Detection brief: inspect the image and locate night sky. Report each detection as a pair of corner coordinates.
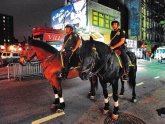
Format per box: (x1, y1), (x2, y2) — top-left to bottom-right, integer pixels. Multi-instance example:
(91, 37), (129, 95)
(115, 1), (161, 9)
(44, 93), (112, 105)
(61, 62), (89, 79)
(0, 0), (65, 41)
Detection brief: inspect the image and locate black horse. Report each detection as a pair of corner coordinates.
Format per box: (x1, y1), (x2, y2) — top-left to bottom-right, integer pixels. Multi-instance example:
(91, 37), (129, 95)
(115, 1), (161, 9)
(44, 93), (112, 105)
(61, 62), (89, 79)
(79, 38), (137, 119)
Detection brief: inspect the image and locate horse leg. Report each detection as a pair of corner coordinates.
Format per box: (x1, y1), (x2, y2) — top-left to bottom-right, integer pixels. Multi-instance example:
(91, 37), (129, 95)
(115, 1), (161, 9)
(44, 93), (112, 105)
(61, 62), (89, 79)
(88, 75), (98, 100)
(49, 76), (65, 112)
(119, 78), (124, 98)
(131, 81), (137, 103)
(112, 80), (119, 119)
(100, 79), (109, 115)
(129, 69), (137, 103)
(50, 86), (60, 109)
(56, 88), (65, 112)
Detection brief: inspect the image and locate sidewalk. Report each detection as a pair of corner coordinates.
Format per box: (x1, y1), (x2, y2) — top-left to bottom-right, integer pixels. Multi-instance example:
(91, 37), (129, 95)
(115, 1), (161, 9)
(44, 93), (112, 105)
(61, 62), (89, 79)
(137, 58), (162, 65)
(126, 83), (165, 124)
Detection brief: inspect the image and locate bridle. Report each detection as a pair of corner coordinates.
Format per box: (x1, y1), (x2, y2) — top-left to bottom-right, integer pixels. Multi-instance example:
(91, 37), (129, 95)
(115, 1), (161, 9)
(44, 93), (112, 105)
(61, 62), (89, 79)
(88, 55), (111, 78)
(81, 46), (111, 78)
(23, 44), (55, 64)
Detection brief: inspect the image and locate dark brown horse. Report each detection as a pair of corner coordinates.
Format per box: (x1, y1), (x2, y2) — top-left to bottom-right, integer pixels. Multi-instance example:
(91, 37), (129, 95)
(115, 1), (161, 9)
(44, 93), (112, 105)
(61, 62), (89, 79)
(20, 39), (96, 112)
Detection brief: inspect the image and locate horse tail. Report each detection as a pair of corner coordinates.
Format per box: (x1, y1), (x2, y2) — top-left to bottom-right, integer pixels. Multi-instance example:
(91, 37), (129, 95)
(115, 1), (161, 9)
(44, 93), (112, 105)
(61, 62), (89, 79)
(128, 62), (137, 89)
(89, 36), (94, 42)
(124, 51), (137, 89)
(127, 51), (137, 66)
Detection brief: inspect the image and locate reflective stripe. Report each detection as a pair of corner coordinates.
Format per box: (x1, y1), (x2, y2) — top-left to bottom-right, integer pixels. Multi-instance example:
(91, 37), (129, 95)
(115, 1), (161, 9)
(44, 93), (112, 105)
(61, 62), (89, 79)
(104, 98), (109, 103)
(114, 101), (119, 107)
(55, 94), (59, 99)
(60, 97), (64, 103)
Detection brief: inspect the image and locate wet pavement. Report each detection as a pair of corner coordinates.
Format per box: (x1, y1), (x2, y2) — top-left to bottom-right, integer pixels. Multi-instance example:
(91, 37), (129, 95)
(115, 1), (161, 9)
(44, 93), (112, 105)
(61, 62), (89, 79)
(0, 59), (165, 124)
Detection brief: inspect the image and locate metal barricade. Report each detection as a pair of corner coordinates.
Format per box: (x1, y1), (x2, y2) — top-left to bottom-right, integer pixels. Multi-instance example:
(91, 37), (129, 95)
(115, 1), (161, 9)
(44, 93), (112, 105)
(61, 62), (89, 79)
(8, 62), (43, 80)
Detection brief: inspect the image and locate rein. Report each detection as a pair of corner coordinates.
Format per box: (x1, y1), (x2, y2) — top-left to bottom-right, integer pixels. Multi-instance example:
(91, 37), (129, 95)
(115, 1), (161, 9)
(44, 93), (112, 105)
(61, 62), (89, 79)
(36, 54), (55, 63)
(24, 44), (57, 71)
(88, 54), (111, 78)
(24, 43), (56, 64)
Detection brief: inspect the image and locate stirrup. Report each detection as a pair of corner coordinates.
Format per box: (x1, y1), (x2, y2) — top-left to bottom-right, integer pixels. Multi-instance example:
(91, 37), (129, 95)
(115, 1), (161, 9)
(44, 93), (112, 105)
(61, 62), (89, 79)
(122, 74), (128, 81)
(58, 72), (66, 80)
(58, 73), (63, 78)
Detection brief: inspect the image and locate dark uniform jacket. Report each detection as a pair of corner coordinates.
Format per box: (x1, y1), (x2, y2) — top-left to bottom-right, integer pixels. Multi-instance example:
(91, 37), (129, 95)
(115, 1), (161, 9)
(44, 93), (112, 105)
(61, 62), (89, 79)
(64, 32), (80, 51)
(110, 29), (125, 49)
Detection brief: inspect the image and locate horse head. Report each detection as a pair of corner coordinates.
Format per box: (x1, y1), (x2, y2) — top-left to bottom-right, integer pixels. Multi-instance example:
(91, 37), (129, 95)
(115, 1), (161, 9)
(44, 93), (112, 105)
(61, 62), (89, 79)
(79, 41), (100, 80)
(20, 39), (59, 66)
(19, 39), (37, 65)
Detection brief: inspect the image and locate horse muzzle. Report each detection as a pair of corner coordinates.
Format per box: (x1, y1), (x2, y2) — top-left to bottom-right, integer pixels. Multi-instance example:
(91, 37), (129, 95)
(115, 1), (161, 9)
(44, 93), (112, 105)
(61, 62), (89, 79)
(79, 69), (93, 80)
(79, 72), (88, 80)
(19, 57), (28, 65)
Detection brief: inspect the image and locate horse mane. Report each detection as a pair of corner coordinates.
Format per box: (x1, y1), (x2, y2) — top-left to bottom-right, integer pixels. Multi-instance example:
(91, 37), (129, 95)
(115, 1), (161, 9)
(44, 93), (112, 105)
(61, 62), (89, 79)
(81, 39), (111, 59)
(29, 40), (59, 54)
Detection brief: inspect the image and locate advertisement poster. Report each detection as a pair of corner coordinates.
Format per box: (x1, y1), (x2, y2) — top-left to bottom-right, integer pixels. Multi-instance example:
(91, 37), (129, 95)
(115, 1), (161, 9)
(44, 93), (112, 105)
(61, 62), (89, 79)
(51, 0), (87, 30)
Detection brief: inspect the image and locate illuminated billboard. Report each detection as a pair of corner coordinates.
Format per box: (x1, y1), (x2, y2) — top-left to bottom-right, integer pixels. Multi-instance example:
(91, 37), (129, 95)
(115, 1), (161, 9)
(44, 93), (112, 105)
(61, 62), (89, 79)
(70, 0), (81, 3)
(51, 0), (87, 30)
(88, 1), (120, 44)
(125, 0), (140, 36)
(51, 0), (120, 45)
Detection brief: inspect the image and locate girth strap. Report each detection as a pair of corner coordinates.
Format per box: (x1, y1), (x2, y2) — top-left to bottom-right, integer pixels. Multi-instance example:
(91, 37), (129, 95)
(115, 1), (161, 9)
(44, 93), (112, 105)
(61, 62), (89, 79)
(114, 52), (123, 68)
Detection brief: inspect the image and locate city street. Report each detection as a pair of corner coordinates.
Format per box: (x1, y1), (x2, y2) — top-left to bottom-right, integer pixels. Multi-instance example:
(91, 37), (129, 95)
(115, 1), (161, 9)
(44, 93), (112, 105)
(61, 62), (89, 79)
(1, 0), (165, 123)
(0, 59), (165, 124)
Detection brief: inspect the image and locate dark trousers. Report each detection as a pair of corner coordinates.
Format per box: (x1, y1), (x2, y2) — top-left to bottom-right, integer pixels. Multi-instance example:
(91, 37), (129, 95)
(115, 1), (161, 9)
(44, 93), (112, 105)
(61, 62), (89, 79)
(62, 50), (73, 76)
(119, 48), (129, 75)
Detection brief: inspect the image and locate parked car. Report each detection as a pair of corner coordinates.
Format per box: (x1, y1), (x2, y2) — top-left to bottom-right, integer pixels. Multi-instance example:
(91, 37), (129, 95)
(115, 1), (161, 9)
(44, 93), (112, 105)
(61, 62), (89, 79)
(154, 46), (165, 60)
(128, 48), (143, 59)
(1, 51), (20, 63)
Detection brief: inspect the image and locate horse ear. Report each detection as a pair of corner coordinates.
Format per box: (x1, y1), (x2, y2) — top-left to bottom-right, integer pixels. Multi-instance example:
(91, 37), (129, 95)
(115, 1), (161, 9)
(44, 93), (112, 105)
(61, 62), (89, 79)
(81, 37), (85, 44)
(92, 44), (100, 59)
(28, 36), (33, 44)
(89, 36), (94, 42)
(92, 44), (96, 52)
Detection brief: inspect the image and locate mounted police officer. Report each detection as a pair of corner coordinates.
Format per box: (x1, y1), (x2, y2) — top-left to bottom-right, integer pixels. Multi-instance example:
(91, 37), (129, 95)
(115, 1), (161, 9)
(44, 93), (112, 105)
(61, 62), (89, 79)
(109, 20), (129, 81)
(60, 24), (81, 80)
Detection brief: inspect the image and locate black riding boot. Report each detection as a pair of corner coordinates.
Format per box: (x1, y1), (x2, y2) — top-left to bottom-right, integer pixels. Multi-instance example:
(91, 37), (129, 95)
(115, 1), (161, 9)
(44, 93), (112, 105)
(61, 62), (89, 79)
(62, 67), (69, 80)
(59, 68), (67, 80)
(119, 49), (129, 81)
(60, 51), (71, 80)
(122, 65), (129, 81)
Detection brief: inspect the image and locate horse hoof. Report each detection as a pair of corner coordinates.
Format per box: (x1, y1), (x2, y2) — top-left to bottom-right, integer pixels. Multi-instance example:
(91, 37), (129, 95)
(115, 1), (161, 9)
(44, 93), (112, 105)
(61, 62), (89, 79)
(101, 109), (109, 115)
(132, 99), (137, 103)
(90, 96), (95, 100)
(88, 92), (95, 100)
(112, 113), (119, 120)
(50, 104), (57, 110)
(118, 94), (124, 98)
(56, 109), (64, 113)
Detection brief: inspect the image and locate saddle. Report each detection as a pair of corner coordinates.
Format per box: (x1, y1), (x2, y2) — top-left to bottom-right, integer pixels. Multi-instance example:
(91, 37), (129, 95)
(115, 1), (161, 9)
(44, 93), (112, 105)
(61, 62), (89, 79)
(69, 52), (81, 70)
(115, 49), (134, 68)
(60, 51), (81, 70)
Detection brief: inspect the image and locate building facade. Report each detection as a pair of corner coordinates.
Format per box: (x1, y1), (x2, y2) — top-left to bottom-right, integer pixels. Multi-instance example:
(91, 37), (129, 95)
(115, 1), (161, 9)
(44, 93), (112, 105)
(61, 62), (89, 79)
(52, 0), (120, 45)
(0, 13), (14, 45)
(97, 0), (165, 46)
(140, 0), (165, 45)
(64, 0), (165, 46)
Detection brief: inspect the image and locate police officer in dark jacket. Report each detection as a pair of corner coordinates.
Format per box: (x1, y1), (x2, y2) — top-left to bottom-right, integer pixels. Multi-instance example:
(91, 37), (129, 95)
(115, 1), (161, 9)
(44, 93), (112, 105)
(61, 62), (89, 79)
(60, 24), (81, 79)
(110, 20), (129, 81)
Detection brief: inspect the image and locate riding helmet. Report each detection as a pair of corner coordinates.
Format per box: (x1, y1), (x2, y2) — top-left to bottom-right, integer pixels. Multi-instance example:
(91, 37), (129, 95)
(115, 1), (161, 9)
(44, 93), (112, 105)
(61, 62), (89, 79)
(111, 20), (120, 26)
(65, 24), (73, 30)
